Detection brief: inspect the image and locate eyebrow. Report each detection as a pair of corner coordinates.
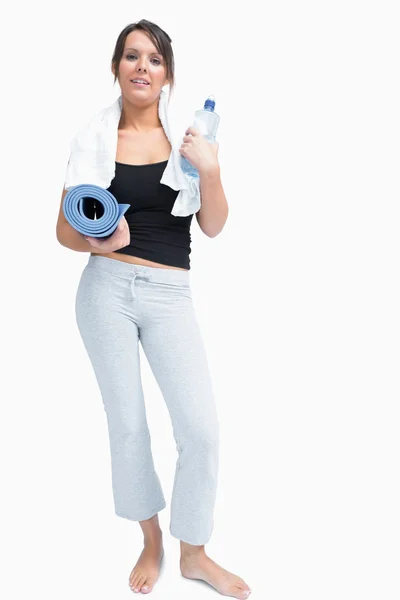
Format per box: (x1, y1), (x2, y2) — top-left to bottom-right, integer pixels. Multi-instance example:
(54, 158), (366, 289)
(124, 47), (161, 56)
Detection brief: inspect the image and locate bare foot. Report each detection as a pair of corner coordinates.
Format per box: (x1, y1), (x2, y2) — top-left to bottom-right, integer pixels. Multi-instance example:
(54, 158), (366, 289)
(180, 551), (251, 599)
(129, 533), (164, 594)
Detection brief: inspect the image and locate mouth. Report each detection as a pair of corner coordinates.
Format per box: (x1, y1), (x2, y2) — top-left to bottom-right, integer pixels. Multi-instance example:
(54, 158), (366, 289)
(130, 79), (150, 86)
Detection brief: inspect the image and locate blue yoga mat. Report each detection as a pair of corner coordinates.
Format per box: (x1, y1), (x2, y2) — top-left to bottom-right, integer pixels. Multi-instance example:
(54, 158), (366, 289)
(63, 184), (130, 238)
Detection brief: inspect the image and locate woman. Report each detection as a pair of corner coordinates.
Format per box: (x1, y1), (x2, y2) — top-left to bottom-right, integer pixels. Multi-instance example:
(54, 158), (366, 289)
(56, 19), (251, 599)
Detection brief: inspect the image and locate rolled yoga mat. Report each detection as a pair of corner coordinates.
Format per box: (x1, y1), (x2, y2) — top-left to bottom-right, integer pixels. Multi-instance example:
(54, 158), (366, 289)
(63, 184), (130, 238)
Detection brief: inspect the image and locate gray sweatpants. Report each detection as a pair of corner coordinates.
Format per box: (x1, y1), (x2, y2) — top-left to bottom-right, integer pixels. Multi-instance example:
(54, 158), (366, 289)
(75, 254), (219, 545)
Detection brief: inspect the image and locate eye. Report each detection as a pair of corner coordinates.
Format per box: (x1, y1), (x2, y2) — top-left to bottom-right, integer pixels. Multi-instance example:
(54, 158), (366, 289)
(126, 55), (161, 65)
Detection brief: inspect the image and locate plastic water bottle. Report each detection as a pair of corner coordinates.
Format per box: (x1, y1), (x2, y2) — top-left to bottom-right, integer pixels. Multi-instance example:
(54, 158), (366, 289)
(181, 94), (220, 178)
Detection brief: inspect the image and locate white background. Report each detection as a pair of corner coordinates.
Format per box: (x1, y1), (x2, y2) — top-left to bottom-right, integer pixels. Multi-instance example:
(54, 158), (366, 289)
(1, 1), (399, 599)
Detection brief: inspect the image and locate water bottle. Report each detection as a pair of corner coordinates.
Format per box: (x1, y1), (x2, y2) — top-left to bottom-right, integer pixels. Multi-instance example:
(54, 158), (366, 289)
(181, 94), (220, 178)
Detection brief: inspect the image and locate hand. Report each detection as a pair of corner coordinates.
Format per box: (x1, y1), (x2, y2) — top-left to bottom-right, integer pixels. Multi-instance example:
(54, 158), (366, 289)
(179, 126), (220, 175)
(84, 216), (130, 252)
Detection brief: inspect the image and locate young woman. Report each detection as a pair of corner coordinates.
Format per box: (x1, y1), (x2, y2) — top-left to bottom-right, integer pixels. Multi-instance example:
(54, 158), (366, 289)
(56, 19), (251, 599)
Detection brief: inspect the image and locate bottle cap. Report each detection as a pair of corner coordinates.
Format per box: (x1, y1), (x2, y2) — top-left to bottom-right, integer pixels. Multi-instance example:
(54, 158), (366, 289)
(204, 95), (216, 110)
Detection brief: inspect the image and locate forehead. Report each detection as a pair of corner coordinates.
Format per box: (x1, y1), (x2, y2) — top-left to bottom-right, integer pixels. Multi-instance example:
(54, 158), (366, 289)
(124, 30), (159, 54)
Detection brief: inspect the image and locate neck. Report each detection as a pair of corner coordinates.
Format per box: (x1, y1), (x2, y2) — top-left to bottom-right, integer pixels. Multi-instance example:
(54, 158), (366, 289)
(119, 94), (162, 133)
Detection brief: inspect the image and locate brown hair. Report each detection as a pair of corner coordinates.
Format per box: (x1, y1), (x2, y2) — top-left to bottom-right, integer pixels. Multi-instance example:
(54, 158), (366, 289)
(111, 19), (175, 95)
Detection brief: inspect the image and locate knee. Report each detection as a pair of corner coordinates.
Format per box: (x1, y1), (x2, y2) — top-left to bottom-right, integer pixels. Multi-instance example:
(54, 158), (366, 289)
(182, 421), (219, 453)
(106, 412), (149, 440)
(180, 424), (219, 487)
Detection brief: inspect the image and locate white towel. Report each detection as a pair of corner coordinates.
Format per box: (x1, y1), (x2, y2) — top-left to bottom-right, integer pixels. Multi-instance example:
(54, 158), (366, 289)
(64, 86), (201, 217)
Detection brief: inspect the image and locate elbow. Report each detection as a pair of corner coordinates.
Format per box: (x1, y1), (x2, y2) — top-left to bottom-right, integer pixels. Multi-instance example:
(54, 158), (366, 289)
(206, 229), (221, 238)
(56, 223), (69, 248)
(198, 208), (229, 238)
(56, 225), (64, 246)
(201, 224), (224, 238)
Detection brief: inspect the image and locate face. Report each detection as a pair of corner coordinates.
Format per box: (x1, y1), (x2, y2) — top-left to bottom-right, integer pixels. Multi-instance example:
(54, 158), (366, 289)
(114, 30), (168, 102)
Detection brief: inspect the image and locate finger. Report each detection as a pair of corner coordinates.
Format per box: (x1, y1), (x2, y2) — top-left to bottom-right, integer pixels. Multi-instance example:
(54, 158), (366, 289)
(86, 239), (101, 248)
(185, 126), (198, 136)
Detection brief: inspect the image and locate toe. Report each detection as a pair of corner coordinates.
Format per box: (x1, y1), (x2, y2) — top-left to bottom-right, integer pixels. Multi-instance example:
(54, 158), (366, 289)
(141, 583), (150, 593)
(141, 581), (153, 594)
(130, 570), (138, 584)
(143, 573), (158, 594)
(131, 574), (141, 592)
(236, 584), (251, 599)
(136, 575), (146, 592)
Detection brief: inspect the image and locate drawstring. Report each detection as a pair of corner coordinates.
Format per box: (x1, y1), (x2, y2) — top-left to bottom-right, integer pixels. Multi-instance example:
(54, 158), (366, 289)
(130, 270), (149, 299)
(130, 272), (138, 298)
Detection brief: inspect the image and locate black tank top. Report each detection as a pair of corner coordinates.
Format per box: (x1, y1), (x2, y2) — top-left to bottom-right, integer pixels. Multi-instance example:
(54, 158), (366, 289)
(105, 160), (193, 269)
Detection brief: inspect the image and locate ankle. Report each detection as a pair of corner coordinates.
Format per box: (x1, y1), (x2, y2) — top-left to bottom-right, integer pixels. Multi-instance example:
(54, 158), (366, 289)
(143, 527), (163, 546)
(180, 542), (206, 560)
(139, 514), (163, 545)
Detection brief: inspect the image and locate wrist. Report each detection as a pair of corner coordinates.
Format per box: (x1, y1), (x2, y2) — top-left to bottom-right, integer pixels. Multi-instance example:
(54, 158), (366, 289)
(198, 163), (220, 179)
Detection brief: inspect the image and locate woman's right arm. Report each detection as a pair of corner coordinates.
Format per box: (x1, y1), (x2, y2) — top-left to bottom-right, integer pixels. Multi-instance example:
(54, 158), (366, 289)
(56, 187), (131, 253)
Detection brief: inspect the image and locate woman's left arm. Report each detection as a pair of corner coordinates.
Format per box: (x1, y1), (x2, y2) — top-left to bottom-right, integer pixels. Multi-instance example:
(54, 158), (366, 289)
(180, 126), (229, 238)
(196, 165), (229, 238)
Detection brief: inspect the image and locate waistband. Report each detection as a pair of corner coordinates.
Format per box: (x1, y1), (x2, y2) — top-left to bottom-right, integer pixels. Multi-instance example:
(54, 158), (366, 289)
(86, 254), (190, 285)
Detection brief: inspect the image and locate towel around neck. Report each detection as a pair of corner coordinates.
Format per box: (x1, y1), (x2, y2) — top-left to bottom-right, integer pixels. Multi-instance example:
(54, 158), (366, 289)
(64, 86), (201, 217)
